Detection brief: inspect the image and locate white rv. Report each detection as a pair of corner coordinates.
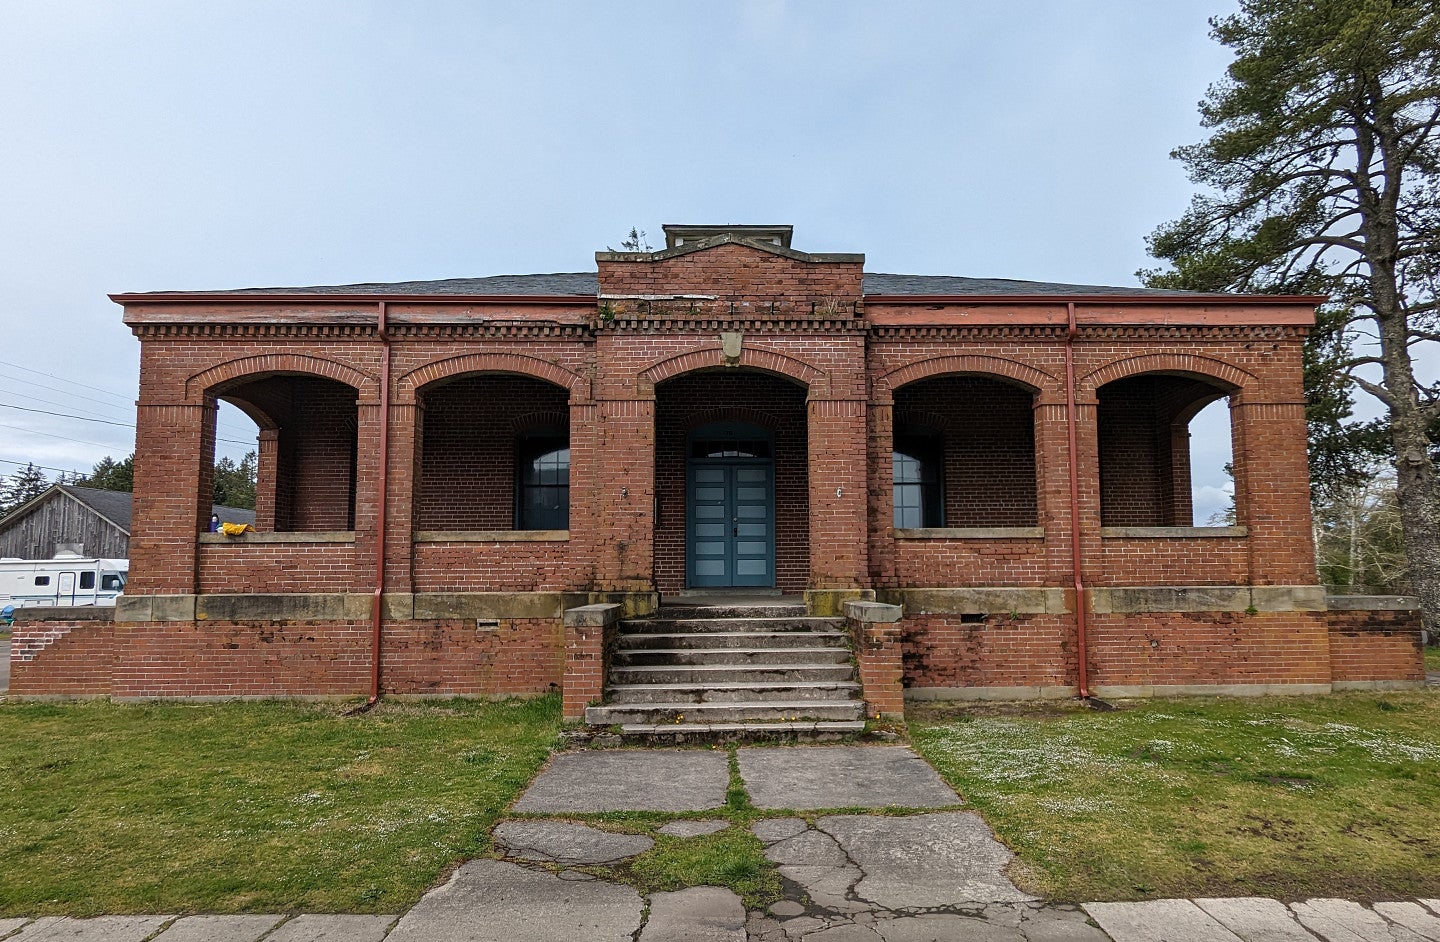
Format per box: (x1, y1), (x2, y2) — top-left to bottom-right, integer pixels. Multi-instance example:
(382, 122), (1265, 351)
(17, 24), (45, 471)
(0, 553), (128, 610)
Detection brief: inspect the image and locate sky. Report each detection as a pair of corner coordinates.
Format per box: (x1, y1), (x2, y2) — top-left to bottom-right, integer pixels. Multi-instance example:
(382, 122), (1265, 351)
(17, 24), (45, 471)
(0, 0), (1246, 520)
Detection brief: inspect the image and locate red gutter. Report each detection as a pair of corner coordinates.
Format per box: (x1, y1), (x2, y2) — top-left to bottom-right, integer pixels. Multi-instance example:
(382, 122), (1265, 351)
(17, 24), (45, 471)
(862, 293), (1328, 305)
(109, 293), (598, 306)
(367, 301), (392, 707)
(1064, 301), (1092, 699)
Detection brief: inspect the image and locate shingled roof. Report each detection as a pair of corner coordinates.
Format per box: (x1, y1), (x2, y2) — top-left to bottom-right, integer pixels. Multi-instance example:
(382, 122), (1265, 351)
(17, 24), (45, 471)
(0, 485), (256, 535)
(122, 271), (1228, 299)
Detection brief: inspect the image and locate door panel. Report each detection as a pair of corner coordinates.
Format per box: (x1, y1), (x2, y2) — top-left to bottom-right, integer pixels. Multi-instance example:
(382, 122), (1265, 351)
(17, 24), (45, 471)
(687, 462), (775, 588)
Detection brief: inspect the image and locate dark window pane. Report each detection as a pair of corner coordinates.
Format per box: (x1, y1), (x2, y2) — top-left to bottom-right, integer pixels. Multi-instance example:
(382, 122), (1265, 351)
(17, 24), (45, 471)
(893, 435), (945, 528)
(80, 571), (95, 589)
(692, 440), (770, 459)
(517, 438), (570, 529)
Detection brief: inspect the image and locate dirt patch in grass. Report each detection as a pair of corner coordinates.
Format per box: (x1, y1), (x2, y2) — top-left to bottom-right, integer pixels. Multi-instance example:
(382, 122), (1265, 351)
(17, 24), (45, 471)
(910, 690), (1440, 903)
(0, 696), (560, 916)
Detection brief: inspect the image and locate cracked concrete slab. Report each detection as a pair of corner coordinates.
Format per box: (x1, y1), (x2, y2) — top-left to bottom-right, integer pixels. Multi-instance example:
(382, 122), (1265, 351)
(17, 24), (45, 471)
(737, 746), (960, 810)
(8, 916), (175, 942)
(1084, 899), (1242, 941)
(0, 920), (30, 938)
(1018, 905), (1112, 942)
(1373, 902), (1440, 941)
(873, 913), (1025, 941)
(385, 859), (642, 942)
(752, 818), (811, 843)
(820, 813), (1034, 908)
(262, 915), (397, 942)
(1194, 897), (1325, 942)
(639, 886), (745, 941)
(657, 819), (729, 837)
(494, 819), (654, 864)
(1292, 898), (1426, 941)
(778, 864), (868, 914)
(764, 828), (850, 866)
(150, 915), (284, 941)
(512, 750), (729, 812)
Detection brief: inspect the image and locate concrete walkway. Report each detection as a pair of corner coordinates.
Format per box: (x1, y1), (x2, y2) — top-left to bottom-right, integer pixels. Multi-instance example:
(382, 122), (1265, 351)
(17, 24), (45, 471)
(1, 746), (1438, 941)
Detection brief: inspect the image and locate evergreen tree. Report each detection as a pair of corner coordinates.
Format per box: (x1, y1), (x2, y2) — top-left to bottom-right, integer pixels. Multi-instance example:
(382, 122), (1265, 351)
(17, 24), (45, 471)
(1142, 0), (1440, 632)
(80, 455), (135, 492)
(0, 463), (51, 517)
(212, 451), (258, 510)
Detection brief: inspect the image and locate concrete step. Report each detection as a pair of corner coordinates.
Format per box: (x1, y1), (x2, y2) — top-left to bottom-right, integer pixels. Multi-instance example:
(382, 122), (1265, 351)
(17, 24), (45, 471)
(617, 720), (866, 744)
(620, 616), (845, 634)
(586, 699), (867, 725)
(615, 630), (849, 650)
(613, 646), (853, 666)
(605, 680), (863, 704)
(611, 663), (855, 685)
(657, 602), (808, 619)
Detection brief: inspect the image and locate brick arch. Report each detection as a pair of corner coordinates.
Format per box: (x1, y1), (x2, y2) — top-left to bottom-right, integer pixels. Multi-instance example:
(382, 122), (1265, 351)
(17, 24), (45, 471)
(187, 354), (376, 401)
(678, 407), (790, 434)
(640, 347), (824, 393)
(1079, 354), (1253, 399)
(877, 355), (1053, 404)
(398, 352), (587, 403)
(509, 409), (570, 434)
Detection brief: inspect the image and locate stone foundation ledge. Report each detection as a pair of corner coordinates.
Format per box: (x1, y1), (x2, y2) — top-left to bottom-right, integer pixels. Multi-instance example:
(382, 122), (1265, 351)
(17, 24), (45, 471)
(116, 591), (659, 623)
(905, 682), (1358, 701)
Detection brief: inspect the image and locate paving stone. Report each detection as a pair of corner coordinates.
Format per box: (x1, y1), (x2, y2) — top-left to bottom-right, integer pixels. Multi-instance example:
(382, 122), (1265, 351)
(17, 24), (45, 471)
(820, 813), (1033, 908)
(513, 750), (729, 812)
(770, 901), (806, 918)
(1424, 903), (1440, 916)
(1018, 907), (1112, 942)
(874, 913), (1025, 941)
(1292, 898), (1425, 941)
(8, 916), (174, 942)
(263, 915), (397, 942)
(806, 923), (884, 941)
(1194, 897), (1324, 942)
(764, 828), (849, 866)
(0, 920), (30, 938)
(1373, 903), (1440, 941)
(386, 859), (642, 942)
(752, 818), (811, 843)
(639, 886), (745, 941)
(1084, 900), (1242, 942)
(778, 865), (868, 914)
(737, 747), (960, 810)
(151, 915), (284, 942)
(494, 819), (654, 864)
(657, 819), (729, 837)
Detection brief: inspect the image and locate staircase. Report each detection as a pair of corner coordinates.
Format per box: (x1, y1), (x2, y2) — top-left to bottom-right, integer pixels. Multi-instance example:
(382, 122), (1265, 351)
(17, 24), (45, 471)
(584, 599), (867, 743)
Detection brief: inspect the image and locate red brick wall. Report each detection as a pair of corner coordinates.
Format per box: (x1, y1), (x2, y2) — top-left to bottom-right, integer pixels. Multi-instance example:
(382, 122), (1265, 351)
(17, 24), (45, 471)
(416, 375), (570, 531)
(8, 616), (115, 696)
(382, 618), (563, 696)
(653, 371), (810, 595)
(1327, 609), (1425, 683)
(598, 242), (862, 309)
(198, 543), (363, 593)
(902, 614), (1075, 690)
(411, 541), (584, 592)
(893, 538), (1048, 587)
(894, 376), (1038, 527)
(1092, 536), (1249, 587)
(1087, 612), (1332, 687)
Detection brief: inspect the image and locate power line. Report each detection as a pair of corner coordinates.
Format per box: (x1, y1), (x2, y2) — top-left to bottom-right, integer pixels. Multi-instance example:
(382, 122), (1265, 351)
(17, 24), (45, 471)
(0, 359), (134, 402)
(0, 420), (130, 451)
(0, 456), (89, 477)
(0, 401), (256, 447)
(0, 376), (257, 439)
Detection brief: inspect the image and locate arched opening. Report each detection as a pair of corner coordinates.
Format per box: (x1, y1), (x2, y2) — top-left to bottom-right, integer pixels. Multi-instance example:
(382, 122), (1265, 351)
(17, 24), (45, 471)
(892, 375), (1039, 529)
(415, 374), (571, 531)
(1097, 373), (1235, 527)
(211, 374), (359, 532)
(654, 370), (808, 594)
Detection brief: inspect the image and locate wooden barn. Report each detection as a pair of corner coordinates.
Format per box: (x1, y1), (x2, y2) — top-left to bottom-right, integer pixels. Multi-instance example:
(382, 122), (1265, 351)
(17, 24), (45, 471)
(0, 485), (254, 561)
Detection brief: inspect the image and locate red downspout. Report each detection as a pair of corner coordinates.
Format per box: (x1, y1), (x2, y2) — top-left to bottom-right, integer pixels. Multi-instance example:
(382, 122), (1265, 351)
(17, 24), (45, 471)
(1064, 301), (1092, 699)
(367, 301), (392, 706)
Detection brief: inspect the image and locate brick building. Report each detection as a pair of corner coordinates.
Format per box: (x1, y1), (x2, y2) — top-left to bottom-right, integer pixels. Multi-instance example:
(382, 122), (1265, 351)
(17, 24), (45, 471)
(9, 224), (1424, 718)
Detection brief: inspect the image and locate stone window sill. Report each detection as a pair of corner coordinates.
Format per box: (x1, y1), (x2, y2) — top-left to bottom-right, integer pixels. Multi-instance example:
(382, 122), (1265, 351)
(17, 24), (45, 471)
(414, 530), (569, 543)
(199, 531), (356, 544)
(1100, 526), (1248, 539)
(894, 527), (1045, 540)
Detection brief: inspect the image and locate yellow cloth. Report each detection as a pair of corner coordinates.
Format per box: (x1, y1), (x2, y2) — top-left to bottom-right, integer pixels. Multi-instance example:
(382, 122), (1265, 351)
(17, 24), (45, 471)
(219, 522), (255, 536)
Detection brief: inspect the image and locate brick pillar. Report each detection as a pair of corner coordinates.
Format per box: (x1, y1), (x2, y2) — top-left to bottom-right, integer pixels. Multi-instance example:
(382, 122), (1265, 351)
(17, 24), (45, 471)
(129, 398), (216, 595)
(1167, 422), (1195, 526)
(562, 603), (621, 721)
(566, 401), (600, 587)
(1233, 399), (1317, 584)
(377, 400), (416, 594)
(867, 400), (896, 587)
(846, 600), (905, 719)
(594, 398), (655, 592)
(254, 428), (279, 531)
(808, 398), (868, 589)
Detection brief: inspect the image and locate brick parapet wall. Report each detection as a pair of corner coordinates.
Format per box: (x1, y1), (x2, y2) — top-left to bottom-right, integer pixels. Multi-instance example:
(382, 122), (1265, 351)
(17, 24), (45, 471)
(1326, 607), (1425, 684)
(8, 609), (115, 696)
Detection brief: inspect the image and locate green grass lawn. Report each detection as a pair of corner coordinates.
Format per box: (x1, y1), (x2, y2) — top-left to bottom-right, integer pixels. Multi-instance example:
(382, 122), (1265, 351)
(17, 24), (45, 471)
(0, 696), (560, 916)
(1425, 644), (1439, 672)
(910, 690), (1440, 903)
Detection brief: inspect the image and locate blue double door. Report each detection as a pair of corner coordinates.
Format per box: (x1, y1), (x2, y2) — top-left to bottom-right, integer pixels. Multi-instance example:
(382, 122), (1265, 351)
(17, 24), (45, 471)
(686, 460), (775, 588)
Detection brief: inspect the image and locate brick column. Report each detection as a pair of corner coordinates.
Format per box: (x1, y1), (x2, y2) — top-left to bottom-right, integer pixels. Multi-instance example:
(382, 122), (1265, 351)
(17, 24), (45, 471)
(565, 401), (600, 587)
(1233, 399), (1317, 584)
(128, 398), (216, 595)
(562, 603), (621, 721)
(380, 401), (419, 593)
(594, 398), (655, 592)
(808, 398), (868, 588)
(253, 429), (279, 531)
(867, 400), (897, 587)
(846, 600), (905, 719)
